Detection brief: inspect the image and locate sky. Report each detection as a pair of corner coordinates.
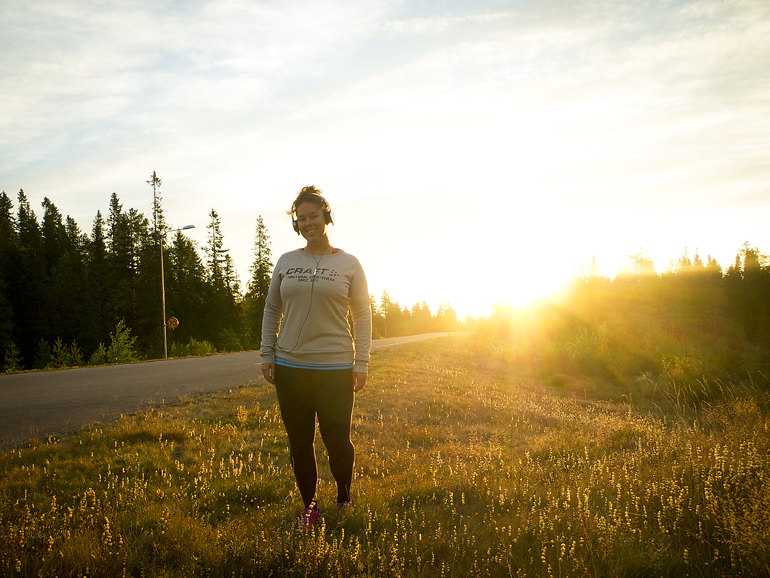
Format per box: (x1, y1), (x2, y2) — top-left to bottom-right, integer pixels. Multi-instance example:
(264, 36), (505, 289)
(1, 0), (769, 318)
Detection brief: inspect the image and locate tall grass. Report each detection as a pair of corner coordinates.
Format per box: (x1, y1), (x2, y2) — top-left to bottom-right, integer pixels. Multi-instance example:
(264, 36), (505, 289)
(1, 334), (769, 576)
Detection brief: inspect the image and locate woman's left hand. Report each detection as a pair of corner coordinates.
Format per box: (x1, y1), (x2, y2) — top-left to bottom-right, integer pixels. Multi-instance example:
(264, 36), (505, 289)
(353, 371), (367, 392)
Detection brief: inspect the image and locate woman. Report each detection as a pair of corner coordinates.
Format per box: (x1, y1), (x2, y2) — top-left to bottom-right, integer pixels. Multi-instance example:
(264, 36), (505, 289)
(261, 185), (372, 528)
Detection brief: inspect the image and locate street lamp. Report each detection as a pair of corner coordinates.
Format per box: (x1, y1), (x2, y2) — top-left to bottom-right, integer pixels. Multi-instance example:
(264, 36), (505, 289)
(161, 224), (195, 359)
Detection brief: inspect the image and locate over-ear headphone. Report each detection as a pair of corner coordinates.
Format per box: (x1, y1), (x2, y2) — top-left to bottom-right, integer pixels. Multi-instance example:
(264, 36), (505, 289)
(291, 189), (333, 235)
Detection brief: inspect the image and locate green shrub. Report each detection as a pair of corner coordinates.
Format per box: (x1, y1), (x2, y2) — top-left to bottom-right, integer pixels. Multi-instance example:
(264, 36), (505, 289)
(45, 339), (85, 369)
(69, 342), (84, 367)
(88, 343), (107, 366)
(48, 337), (71, 369)
(169, 337), (216, 358)
(2, 342), (23, 373)
(106, 319), (139, 364)
(33, 338), (51, 369)
(216, 329), (242, 353)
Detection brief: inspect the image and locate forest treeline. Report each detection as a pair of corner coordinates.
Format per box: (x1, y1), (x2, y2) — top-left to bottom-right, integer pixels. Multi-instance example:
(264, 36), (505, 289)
(478, 245), (770, 398)
(4, 179), (766, 379)
(0, 182), (461, 372)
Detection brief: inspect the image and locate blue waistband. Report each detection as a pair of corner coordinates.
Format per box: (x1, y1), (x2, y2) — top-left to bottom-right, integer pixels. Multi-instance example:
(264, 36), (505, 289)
(275, 357), (354, 370)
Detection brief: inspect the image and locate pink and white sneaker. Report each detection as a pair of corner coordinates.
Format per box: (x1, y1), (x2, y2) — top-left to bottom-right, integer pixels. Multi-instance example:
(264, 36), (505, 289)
(336, 499), (352, 517)
(302, 501), (321, 529)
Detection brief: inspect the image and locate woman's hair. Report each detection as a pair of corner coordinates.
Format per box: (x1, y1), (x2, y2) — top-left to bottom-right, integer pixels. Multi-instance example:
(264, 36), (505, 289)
(289, 185), (332, 222)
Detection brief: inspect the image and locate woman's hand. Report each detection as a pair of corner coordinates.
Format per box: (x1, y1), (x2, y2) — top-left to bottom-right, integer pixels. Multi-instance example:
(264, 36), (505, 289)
(262, 363), (275, 385)
(353, 371), (367, 392)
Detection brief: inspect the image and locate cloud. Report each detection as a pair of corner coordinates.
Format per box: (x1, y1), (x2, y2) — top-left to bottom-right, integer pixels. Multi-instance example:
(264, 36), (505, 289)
(0, 0), (392, 169)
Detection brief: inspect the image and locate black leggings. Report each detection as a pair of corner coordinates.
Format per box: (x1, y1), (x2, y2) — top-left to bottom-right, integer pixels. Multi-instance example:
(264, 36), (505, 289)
(274, 365), (355, 507)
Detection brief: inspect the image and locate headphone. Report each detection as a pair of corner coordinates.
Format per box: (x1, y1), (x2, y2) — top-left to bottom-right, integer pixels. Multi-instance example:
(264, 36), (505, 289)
(291, 190), (333, 235)
(281, 189), (333, 353)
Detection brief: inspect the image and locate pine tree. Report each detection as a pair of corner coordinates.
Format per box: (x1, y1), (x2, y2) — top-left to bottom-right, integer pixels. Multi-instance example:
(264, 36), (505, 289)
(371, 294), (384, 339)
(147, 171), (166, 242)
(0, 281), (14, 357)
(106, 193), (134, 327)
(125, 206), (154, 351)
(379, 291), (392, 338)
(0, 192), (17, 269)
(379, 291), (404, 337)
(17, 190), (42, 250)
(0, 192), (18, 354)
(55, 215), (93, 349)
(14, 190), (47, 365)
(40, 197), (69, 342)
(243, 216), (273, 349)
(740, 243), (764, 340)
(203, 209), (241, 349)
(41, 197), (68, 275)
(223, 253), (241, 296)
(87, 211), (110, 347)
(437, 301), (457, 332)
(106, 319), (139, 364)
(165, 230), (207, 346)
(410, 301), (432, 334)
(3, 340), (23, 373)
(106, 194), (149, 338)
(135, 174), (167, 357)
(205, 209), (226, 289)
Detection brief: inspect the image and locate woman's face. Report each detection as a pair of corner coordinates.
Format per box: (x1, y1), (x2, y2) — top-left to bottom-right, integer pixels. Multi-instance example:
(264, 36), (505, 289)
(295, 201), (329, 242)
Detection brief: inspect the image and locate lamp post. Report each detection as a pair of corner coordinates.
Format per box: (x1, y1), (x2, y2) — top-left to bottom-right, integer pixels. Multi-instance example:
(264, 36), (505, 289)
(161, 225), (195, 359)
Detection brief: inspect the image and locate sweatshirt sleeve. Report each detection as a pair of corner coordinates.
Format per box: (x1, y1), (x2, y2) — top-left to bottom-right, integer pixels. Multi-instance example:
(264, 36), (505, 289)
(260, 256), (284, 365)
(349, 258), (372, 373)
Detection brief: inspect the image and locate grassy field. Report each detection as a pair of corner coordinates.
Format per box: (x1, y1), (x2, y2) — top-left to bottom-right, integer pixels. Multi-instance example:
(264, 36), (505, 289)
(1, 333), (769, 577)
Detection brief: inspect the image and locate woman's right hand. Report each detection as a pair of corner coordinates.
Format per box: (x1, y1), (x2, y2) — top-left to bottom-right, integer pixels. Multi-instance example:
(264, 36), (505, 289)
(261, 363), (275, 385)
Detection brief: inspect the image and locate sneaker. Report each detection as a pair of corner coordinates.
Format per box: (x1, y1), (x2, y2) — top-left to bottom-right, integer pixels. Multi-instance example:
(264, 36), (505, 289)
(302, 501), (321, 529)
(336, 499), (352, 517)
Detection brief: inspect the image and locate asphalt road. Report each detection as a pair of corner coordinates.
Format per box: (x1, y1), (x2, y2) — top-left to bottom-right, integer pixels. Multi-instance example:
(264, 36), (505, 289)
(0, 333), (449, 451)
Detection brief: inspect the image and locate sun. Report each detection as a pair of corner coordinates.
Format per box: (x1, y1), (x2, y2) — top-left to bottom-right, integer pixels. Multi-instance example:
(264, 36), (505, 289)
(370, 259), (568, 321)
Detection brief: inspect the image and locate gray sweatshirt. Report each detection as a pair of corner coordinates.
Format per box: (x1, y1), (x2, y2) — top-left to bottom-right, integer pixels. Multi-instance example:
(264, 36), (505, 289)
(260, 249), (372, 373)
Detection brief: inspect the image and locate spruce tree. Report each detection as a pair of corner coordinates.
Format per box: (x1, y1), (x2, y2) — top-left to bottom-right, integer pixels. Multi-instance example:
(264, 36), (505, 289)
(0, 281), (14, 359)
(87, 211), (110, 347)
(135, 173), (167, 356)
(41, 197), (68, 275)
(203, 209), (241, 349)
(379, 291), (404, 337)
(2, 339), (22, 373)
(165, 230), (207, 346)
(14, 190), (46, 365)
(106, 194), (149, 338)
(371, 295), (384, 339)
(205, 209), (226, 290)
(437, 301), (457, 332)
(0, 192), (18, 355)
(0, 192), (17, 267)
(106, 193), (134, 327)
(56, 215), (93, 350)
(740, 243), (764, 340)
(125, 207), (154, 351)
(147, 171), (166, 242)
(40, 197), (69, 342)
